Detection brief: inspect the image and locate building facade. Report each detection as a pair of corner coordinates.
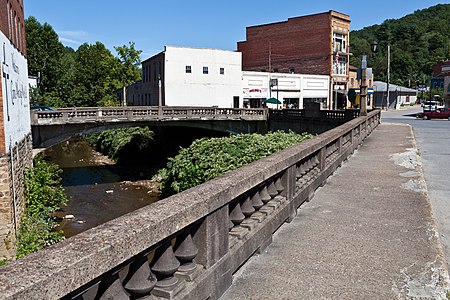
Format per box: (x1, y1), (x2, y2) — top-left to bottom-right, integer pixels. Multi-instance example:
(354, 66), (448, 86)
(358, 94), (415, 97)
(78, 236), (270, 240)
(237, 10), (351, 110)
(129, 46), (243, 108)
(0, 0), (32, 259)
(242, 71), (329, 109)
(373, 81), (417, 109)
(121, 46), (330, 110)
(347, 65), (374, 109)
(431, 60), (450, 106)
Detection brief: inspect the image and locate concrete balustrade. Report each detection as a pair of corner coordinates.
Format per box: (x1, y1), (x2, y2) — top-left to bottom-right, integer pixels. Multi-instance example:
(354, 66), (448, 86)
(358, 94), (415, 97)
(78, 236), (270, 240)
(0, 110), (380, 300)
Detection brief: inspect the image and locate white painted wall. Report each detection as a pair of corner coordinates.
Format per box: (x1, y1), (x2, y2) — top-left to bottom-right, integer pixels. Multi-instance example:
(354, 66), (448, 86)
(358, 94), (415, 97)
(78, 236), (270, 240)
(164, 46), (242, 107)
(242, 71), (329, 109)
(1, 33), (30, 151)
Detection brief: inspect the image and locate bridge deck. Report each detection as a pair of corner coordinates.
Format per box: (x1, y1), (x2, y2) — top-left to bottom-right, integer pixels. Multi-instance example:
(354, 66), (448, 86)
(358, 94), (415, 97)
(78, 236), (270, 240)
(220, 123), (449, 299)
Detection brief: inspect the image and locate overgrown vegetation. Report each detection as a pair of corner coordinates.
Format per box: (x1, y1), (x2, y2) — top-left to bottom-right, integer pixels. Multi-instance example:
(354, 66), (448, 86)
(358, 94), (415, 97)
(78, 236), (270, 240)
(16, 157), (68, 259)
(87, 127), (154, 162)
(157, 131), (313, 197)
(350, 4), (450, 88)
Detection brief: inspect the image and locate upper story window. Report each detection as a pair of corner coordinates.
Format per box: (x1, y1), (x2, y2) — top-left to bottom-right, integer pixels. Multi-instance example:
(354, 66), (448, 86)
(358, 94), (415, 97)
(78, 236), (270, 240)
(203, 66), (208, 74)
(333, 32), (347, 53)
(289, 68), (295, 74)
(333, 57), (347, 76)
(186, 65), (192, 73)
(220, 67), (224, 75)
(273, 68), (278, 72)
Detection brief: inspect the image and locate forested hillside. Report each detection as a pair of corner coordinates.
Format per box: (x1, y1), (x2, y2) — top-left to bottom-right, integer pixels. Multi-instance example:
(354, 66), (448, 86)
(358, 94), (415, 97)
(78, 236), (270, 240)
(350, 4), (450, 88)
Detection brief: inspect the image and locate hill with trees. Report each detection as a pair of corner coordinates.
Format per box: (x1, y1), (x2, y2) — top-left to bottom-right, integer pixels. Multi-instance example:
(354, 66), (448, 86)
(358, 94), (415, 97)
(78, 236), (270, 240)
(349, 4), (450, 89)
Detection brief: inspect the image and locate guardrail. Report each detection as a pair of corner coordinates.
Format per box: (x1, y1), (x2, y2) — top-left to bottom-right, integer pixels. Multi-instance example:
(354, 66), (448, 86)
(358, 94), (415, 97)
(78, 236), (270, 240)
(30, 106), (268, 125)
(2, 110), (380, 300)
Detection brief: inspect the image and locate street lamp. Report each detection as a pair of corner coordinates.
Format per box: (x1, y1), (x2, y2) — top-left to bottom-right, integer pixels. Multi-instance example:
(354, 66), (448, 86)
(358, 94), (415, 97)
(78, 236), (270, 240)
(360, 41), (378, 116)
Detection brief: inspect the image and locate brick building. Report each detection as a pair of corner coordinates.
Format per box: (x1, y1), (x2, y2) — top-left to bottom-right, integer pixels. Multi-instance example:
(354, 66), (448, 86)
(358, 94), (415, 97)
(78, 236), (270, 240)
(0, 0), (32, 260)
(237, 10), (351, 109)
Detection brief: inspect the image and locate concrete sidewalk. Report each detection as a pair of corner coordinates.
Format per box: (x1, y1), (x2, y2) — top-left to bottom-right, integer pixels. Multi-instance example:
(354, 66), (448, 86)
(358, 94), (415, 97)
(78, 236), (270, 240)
(220, 124), (450, 299)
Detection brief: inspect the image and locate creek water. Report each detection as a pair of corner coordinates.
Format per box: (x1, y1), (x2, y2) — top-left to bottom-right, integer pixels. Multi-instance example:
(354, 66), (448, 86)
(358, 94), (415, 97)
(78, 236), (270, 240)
(44, 140), (159, 238)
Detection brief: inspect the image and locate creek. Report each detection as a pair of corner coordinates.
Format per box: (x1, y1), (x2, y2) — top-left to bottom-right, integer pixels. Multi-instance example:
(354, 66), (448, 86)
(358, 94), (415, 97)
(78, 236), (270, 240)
(44, 140), (159, 238)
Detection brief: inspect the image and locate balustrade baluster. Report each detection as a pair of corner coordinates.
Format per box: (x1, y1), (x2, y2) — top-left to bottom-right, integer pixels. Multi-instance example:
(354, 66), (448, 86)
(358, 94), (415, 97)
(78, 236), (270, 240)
(250, 190), (266, 222)
(124, 254), (157, 298)
(275, 177), (284, 193)
(229, 200), (249, 243)
(267, 181), (278, 198)
(150, 241), (184, 298)
(174, 231), (200, 281)
(240, 196), (258, 231)
(259, 186), (271, 204)
(96, 269), (129, 300)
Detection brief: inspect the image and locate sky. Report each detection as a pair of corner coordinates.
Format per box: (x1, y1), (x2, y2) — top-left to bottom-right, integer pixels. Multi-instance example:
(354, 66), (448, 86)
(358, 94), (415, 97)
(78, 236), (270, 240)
(25, 1), (449, 60)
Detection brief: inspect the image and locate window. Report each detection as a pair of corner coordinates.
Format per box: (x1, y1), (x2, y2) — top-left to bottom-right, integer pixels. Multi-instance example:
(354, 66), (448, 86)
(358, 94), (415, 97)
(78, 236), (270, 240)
(220, 67), (225, 75)
(333, 57), (347, 75)
(186, 65), (192, 73)
(333, 32), (347, 53)
(273, 68), (278, 72)
(289, 68), (295, 74)
(203, 66), (208, 74)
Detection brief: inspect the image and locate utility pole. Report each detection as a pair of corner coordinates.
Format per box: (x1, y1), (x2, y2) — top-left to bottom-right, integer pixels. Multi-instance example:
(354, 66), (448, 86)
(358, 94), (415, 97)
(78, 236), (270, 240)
(158, 74), (162, 116)
(386, 45), (390, 110)
(360, 55), (368, 116)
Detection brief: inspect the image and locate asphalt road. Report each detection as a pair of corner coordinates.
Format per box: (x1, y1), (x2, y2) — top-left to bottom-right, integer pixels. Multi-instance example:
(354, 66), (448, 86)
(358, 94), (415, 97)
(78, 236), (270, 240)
(382, 105), (450, 269)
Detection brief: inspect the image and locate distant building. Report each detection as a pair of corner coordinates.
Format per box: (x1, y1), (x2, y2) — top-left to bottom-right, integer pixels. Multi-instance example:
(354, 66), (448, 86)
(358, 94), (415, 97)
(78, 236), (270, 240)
(431, 60), (450, 106)
(347, 65), (374, 110)
(373, 81), (417, 109)
(121, 46), (330, 109)
(237, 10), (351, 110)
(242, 71), (329, 109)
(0, 0), (32, 259)
(129, 46), (243, 108)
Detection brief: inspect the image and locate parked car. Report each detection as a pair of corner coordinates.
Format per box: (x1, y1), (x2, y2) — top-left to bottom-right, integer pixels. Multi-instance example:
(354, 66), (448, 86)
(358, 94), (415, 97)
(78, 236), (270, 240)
(416, 108), (450, 120)
(30, 105), (55, 111)
(422, 99), (444, 112)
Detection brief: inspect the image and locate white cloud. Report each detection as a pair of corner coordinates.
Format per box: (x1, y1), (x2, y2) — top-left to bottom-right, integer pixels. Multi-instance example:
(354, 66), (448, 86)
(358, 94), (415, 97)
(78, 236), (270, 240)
(59, 37), (83, 46)
(57, 30), (88, 38)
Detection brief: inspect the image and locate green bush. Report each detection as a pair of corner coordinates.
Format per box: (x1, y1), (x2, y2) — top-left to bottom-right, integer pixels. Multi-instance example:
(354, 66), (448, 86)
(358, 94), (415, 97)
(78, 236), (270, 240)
(87, 127), (154, 161)
(157, 131), (313, 196)
(17, 157), (68, 259)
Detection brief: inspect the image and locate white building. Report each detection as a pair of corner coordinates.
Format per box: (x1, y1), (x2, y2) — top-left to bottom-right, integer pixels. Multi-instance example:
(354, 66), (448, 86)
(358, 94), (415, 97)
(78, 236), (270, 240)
(123, 46), (329, 109)
(126, 46), (242, 107)
(242, 72), (329, 109)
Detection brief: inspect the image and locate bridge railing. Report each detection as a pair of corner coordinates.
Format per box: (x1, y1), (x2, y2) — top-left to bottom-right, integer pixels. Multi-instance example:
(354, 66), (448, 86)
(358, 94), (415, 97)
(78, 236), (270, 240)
(30, 106), (268, 125)
(2, 111), (381, 300)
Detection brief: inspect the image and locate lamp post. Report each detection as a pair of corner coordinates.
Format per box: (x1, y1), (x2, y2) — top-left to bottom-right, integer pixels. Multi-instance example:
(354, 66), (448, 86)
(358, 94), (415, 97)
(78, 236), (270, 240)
(158, 74), (162, 116)
(360, 40), (378, 116)
(386, 44), (390, 110)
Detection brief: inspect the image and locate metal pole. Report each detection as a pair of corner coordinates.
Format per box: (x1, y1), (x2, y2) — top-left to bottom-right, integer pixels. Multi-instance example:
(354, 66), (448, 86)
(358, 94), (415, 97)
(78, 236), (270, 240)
(158, 74), (162, 116)
(360, 55), (368, 116)
(386, 44), (390, 110)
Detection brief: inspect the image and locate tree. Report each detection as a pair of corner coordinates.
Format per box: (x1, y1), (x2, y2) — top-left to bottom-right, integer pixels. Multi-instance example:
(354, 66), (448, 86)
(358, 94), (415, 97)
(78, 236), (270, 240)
(350, 4), (450, 87)
(25, 17), (65, 97)
(72, 42), (122, 107)
(114, 42), (142, 87)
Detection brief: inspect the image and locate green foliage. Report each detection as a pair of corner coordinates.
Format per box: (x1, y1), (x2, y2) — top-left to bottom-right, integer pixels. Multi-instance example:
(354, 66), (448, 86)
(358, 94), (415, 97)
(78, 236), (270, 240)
(157, 131), (313, 197)
(350, 4), (450, 88)
(0, 260), (7, 267)
(25, 16), (65, 96)
(25, 16), (143, 108)
(87, 127), (154, 161)
(17, 157), (68, 259)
